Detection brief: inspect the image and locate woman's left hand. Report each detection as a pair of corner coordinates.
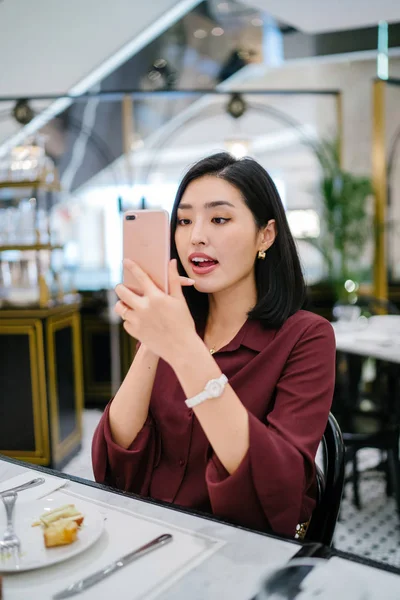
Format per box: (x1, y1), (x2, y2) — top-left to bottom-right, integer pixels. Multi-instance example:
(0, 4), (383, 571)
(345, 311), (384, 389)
(115, 259), (200, 365)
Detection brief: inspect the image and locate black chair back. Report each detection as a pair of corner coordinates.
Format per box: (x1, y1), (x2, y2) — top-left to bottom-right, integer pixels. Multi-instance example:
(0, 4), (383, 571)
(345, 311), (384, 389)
(305, 413), (345, 546)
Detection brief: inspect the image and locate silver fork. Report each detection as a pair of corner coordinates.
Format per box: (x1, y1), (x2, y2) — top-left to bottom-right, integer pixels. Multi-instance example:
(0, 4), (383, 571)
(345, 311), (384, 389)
(0, 492), (21, 563)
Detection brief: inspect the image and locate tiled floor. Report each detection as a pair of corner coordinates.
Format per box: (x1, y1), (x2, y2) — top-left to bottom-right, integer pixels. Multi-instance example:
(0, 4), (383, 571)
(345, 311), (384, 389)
(63, 410), (400, 568)
(335, 468), (400, 567)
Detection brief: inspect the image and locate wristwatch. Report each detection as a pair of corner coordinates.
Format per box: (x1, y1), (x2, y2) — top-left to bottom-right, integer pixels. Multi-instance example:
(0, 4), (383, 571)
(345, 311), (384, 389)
(185, 374), (228, 409)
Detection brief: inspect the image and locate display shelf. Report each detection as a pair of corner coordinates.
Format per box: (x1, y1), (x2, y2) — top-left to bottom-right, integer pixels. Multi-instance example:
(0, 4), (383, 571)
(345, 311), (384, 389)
(0, 179), (61, 192)
(0, 244), (63, 251)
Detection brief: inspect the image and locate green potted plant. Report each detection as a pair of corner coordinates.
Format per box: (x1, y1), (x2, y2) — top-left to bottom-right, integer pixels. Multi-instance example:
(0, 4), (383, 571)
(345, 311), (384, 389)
(305, 137), (373, 302)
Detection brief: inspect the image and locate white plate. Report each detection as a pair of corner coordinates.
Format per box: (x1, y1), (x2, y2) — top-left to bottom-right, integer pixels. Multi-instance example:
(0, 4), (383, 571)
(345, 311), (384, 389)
(0, 498), (104, 572)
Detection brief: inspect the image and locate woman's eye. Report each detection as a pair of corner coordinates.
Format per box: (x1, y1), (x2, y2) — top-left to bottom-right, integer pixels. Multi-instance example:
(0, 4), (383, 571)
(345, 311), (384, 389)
(177, 218), (191, 226)
(212, 217), (231, 225)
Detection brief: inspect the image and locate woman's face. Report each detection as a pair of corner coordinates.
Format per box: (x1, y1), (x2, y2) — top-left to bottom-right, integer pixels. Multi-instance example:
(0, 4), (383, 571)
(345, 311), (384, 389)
(175, 175), (275, 295)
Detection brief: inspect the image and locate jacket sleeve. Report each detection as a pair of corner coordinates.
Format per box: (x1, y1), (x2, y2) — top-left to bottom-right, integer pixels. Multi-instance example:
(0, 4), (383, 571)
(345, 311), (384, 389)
(91, 401), (158, 496)
(205, 319), (336, 537)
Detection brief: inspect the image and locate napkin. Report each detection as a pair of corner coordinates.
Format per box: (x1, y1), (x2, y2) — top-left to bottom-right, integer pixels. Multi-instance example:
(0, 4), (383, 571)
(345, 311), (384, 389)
(0, 472), (67, 503)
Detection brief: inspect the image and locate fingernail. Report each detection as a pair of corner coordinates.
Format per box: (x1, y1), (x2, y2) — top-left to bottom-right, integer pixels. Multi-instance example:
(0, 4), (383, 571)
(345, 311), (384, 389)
(123, 258), (135, 267)
(187, 278), (195, 284)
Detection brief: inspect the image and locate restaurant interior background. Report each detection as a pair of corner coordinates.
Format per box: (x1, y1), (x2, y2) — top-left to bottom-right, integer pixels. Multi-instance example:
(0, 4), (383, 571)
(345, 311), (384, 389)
(1, 0), (400, 570)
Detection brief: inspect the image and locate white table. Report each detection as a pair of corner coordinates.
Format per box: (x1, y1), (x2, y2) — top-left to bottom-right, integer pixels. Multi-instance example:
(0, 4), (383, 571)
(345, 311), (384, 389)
(0, 457), (300, 600)
(332, 322), (400, 411)
(332, 323), (400, 364)
(1, 457), (400, 599)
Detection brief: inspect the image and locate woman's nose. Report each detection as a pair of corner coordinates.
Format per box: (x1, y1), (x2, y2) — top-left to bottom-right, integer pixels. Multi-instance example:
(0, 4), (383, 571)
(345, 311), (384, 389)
(190, 222), (207, 246)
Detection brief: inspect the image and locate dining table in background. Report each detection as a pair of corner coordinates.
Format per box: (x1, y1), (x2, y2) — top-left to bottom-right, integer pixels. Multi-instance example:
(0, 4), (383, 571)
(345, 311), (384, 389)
(332, 318), (400, 364)
(332, 318), (400, 419)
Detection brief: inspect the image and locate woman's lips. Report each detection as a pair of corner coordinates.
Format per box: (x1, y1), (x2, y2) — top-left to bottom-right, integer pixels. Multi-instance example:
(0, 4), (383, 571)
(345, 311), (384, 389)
(190, 262), (219, 275)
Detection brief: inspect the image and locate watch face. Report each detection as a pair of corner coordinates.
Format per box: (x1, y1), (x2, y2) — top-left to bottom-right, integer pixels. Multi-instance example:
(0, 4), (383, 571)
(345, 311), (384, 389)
(207, 380), (222, 397)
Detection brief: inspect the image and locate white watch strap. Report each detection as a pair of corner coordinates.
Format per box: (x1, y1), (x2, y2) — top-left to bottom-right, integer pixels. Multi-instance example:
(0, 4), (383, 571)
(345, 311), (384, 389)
(185, 374), (228, 409)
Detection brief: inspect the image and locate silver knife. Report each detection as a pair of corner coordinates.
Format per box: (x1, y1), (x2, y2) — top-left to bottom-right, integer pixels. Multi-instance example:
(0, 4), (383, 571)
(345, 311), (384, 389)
(53, 533), (173, 599)
(0, 477), (45, 496)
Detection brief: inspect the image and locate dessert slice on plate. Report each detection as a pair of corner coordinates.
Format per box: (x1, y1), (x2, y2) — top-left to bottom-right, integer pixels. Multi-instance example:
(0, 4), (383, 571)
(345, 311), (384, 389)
(43, 520), (79, 548)
(32, 504), (85, 548)
(33, 504), (84, 528)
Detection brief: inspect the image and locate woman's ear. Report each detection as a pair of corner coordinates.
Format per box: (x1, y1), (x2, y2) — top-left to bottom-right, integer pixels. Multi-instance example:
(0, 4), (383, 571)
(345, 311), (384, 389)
(259, 219), (277, 251)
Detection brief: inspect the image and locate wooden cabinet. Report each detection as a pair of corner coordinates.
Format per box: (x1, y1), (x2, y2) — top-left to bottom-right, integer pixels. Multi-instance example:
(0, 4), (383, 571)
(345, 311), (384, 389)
(0, 302), (83, 469)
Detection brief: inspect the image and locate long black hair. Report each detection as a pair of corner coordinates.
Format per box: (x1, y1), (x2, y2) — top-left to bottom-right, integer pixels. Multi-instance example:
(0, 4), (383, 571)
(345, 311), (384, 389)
(170, 152), (306, 329)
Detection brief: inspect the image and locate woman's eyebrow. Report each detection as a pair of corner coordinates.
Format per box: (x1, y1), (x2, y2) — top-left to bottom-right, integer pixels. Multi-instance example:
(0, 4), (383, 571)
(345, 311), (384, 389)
(178, 200), (236, 210)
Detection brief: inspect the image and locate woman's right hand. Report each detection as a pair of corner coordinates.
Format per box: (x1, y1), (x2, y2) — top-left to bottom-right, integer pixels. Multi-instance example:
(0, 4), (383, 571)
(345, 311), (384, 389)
(114, 273), (195, 338)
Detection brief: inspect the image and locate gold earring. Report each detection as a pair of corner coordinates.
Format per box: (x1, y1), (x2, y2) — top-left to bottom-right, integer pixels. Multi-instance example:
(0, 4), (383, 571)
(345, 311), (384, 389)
(257, 250), (266, 260)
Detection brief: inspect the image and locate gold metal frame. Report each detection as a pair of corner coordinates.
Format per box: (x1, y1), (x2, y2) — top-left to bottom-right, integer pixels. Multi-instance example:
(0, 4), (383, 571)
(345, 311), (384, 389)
(0, 244), (63, 252)
(122, 94), (134, 186)
(0, 302), (80, 320)
(372, 79), (388, 300)
(47, 312), (84, 464)
(336, 91), (344, 168)
(0, 180), (60, 191)
(0, 319), (50, 464)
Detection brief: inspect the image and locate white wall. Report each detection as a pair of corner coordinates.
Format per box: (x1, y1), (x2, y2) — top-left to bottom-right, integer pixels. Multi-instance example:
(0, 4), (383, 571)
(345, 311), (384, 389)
(240, 0), (400, 34)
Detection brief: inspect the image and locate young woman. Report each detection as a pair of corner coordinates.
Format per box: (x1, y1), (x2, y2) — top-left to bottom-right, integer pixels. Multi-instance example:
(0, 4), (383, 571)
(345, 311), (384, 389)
(92, 152), (335, 537)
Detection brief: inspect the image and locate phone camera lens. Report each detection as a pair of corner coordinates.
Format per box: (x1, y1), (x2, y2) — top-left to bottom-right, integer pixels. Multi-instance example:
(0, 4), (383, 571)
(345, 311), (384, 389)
(126, 215), (136, 220)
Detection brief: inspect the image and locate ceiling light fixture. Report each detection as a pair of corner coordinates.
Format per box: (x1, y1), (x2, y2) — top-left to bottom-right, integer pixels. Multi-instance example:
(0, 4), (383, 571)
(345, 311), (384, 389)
(211, 27), (224, 36)
(153, 58), (167, 69)
(148, 70), (162, 81)
(12, 99), (34, 125)
(193, 29), (208, 39)
(226, 93), (247, 119)
(225, 139), (250, 159)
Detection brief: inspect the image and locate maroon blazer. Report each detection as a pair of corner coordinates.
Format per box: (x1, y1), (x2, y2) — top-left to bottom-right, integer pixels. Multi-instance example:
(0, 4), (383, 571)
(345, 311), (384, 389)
(92, 310), (336, 537)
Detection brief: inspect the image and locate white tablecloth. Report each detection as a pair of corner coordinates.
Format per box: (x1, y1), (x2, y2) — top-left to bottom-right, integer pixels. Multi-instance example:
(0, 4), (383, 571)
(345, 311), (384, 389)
(0, 459), (299, 600)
